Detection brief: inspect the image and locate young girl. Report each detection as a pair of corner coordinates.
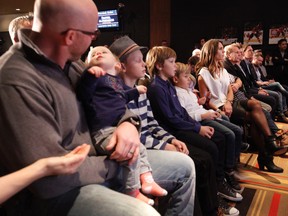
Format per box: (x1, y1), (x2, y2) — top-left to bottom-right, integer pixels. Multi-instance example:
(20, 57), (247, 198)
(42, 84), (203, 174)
(77, 46), (167, 205)
(172, 62), (244, 193)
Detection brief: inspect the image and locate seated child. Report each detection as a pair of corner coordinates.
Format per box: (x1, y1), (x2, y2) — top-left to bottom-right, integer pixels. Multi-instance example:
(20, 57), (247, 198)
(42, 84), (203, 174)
(77, 46), (167, 205)
(172, 62), (245, 194)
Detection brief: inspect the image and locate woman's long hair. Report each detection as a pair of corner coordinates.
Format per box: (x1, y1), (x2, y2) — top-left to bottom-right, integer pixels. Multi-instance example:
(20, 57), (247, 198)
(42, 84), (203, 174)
(195, 39), (223, 77)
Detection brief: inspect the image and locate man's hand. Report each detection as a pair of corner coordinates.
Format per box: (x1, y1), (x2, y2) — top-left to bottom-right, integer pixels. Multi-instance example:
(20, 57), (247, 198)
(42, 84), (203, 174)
(106, 122), (140, 165)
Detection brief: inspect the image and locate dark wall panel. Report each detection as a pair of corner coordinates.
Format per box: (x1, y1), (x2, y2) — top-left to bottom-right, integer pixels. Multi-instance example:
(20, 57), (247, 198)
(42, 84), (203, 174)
(171, 0), (288, 62)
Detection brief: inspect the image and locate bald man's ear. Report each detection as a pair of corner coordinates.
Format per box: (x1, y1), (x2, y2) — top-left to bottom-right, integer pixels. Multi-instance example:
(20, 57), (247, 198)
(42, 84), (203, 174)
(64, 30), (76, 45)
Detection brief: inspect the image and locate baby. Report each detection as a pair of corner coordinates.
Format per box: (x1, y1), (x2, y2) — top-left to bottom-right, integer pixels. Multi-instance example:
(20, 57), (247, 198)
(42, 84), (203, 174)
(77, 46), (167, 205)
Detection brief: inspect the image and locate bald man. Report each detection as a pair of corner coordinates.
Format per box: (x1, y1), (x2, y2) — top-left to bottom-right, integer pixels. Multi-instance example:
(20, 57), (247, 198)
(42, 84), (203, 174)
(0, 0), (196, 215)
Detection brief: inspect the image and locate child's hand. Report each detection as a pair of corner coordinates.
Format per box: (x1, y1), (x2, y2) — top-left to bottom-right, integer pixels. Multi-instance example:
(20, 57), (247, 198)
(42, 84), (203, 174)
(198, 96), (206, 105)
(215, 111), (222, 119)
(201, 112), (218, 120)
(88, 66), (106, 77)
(136, 85), (147, 94)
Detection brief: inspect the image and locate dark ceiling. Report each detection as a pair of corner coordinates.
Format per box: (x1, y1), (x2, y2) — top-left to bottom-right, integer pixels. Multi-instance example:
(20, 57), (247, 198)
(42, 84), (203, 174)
(0, 0), (35, 15)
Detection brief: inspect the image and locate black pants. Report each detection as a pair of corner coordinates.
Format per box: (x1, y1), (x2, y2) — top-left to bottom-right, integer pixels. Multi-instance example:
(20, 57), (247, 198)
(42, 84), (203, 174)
(172, 130), (226, 216)
(174, 130), (225, 180)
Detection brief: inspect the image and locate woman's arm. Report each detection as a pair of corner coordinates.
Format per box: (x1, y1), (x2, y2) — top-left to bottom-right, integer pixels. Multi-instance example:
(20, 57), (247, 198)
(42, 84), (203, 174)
(0, 144), (90, 204)
(198, 76), (217, 111)
(197, 76), (209, 98)
(226, 84), (234, 104)
(222, 84), (233, 117)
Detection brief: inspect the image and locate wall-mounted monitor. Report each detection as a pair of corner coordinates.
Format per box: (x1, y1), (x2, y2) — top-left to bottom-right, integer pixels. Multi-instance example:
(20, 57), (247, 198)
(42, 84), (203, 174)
(98, 9), (120, 31)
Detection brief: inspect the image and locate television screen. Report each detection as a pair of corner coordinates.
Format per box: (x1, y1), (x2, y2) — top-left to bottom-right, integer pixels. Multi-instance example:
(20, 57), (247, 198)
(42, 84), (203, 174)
(98, 9), (120, 31)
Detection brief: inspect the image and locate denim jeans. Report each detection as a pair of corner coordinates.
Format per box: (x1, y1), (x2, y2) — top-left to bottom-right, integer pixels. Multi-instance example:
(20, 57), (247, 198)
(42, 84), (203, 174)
(147, 150), (196, 216)
(201, 117), (242, 169)
(262, 81), (288, 97)
(6, 150), (195, 216)
(218, 115), (242, 160)
(263, 82), (288, 111)
(262, 82), (288, 114)
(263, 109), (279, 134)
(264, 89), (283, 114)
(68, 150), (196, 216)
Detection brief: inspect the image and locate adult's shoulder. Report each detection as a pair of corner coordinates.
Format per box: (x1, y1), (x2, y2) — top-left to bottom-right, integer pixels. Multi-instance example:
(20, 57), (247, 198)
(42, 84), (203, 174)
(223, 58), (233, 68)
(198, 67), (209, 75)
(0, 45), (40, 88)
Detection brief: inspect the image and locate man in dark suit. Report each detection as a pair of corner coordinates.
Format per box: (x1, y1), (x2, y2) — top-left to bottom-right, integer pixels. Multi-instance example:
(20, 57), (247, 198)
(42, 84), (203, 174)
(223, 45), (276, 118)
(240, 45), (288, 123)
(272, 38), (288, 85)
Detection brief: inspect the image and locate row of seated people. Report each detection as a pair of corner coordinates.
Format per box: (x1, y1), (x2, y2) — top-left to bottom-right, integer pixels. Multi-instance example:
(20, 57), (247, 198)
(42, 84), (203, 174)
(139, 41), (288, 215)
(189, 40), (288, 161)
(79, 37), (288, 216)
(0, 9), (243, 216)
(73, 39), (288, 216)
(1, 20), (261, 216)
(251, 49), (288, 121)
(192, 38), (288, 90)
(190, 43), (288, 124)
(82, 38), (244, 215)
(189, 41), (288, 155)
(1, 3), (197, 216)
(2, 9), (206, 216)
(1, 8), (287, 215)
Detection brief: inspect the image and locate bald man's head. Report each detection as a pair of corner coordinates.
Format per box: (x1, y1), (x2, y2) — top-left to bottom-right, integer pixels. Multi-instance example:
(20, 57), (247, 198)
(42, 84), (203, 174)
(32, 0), (98, 33)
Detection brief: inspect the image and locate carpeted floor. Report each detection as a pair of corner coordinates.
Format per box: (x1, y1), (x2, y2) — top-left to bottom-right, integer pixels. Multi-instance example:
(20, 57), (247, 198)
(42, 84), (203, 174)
(235, 186), (288, 216)
(239, 152), (288, 194)
(234, 122), (288, 216)
(235, 152), (288, 216)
